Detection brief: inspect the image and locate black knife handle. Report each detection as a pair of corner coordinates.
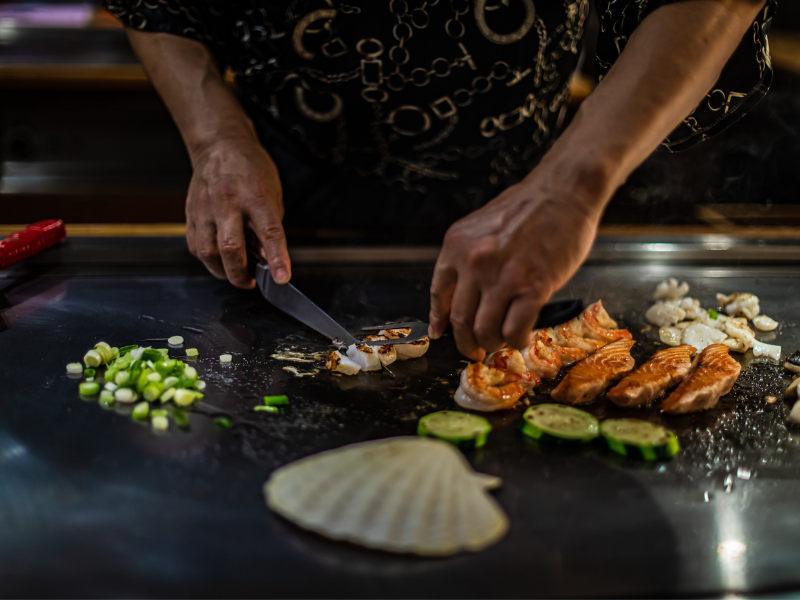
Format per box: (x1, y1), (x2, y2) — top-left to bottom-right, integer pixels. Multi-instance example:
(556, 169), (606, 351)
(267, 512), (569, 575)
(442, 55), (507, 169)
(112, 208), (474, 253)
(533, 299), (585, 330)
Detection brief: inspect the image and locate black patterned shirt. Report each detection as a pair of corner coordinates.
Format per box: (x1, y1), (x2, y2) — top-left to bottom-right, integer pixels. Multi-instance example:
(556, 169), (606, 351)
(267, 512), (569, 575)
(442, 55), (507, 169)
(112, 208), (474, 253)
(104, 0), (777, 195)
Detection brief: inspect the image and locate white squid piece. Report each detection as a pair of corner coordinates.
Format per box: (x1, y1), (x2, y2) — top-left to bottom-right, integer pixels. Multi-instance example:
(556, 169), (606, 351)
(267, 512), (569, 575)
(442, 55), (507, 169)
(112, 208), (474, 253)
(682, 323), (727, 352)
(659, 326), (683, 347)
(364, 335), (397, 366)
(753, 315), (778, 332)
(646, 301), (686, 327)
(346, 344), (382, 371)
(652, 278), (690, 301)
(325, 351), (361, 375)
(753, 340), (781, 362)
(717, 292), (760, 320)
(379, 328), (430, 360)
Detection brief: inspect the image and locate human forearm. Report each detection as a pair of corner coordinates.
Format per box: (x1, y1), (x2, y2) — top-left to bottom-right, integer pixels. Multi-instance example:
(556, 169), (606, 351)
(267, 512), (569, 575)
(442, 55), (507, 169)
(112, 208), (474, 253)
(125, 29), (257, 162)
(536, 0), (767, 205)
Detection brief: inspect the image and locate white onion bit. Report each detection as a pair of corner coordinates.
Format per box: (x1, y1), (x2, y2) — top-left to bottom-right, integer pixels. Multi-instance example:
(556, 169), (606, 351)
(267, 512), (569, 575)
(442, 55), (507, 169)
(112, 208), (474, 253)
(220, 354), (232, 363)
(66, 363), (83, 374)
(168, 335), (184, 346)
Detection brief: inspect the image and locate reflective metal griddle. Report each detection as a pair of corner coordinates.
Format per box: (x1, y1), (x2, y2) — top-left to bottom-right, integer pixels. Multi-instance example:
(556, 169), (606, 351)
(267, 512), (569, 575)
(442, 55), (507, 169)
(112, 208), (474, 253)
(2, 236), (800, 598)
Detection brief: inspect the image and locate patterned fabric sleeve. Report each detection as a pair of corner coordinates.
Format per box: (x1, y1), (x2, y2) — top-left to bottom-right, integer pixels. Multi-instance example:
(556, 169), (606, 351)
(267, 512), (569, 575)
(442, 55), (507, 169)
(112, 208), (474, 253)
(102, 0), (236, 68)
(595, 0), (777, 152)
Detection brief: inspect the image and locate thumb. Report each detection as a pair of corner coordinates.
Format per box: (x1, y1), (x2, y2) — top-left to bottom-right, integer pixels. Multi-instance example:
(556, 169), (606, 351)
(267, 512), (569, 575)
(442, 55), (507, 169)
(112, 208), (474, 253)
(249, 208), (291, 284)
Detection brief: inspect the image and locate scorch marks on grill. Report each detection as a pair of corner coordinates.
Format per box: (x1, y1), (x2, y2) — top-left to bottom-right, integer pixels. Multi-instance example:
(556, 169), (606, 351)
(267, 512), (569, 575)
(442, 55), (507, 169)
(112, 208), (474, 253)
(661, 344), (742, 414)
(607, 344), (696, 408)
(550, 339), (636, 405)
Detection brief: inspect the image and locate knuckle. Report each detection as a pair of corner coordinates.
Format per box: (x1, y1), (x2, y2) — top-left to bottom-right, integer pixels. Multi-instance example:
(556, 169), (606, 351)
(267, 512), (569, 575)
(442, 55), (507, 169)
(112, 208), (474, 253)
(219, 240), (244, 258)
(449, 313), (473, 330)
(198, 246), (218, 261)
(262, 225), (286, 243)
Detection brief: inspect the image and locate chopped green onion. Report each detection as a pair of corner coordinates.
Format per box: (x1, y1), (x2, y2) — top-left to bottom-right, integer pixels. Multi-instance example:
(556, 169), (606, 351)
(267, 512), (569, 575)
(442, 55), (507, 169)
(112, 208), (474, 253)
(196, 380), (206, 391)
(66, 362), (83, 374)
(132, 401), (150, 420)
(104, 382), (118, 391)
(79, 382), (100, 396)
(254, 405), (279, 413)
(151, 409), (168, 418)
(172, 409), (189, 428)
(147, 372), (162, 383)
(111, 347), (119, 359)
(173, 388), (196, 406)
(263, 395), (289, 406)
(94, 343), (113, 363)
(136, 370), (154, 393)
(140, 348), (163, 362)
(115, 371), (131, 386)
(708, 308), (719, 320)
(119, 344), (138, 356)
(84, 368), (96, 378)
(159, 387), (176, 403)
(157, 348), (169, 356)
(163, 376), (179, 389)
(83, 350), (103, 368)
(168, 335), (184, 346)
(151, 415), (169, 431)
(129, 347), (145, 360)
(155, 360), (176, 376)
(85, 377), (95, 382)
(104, 367), (119, 383)
(115, 388), (137, 403)
(183, 366), (198, 380)
(99, 390), (115, 405)
(220, 354), (232, 363)
(186, 348), (199, 357)
(143, 382), (165, 402)
(214, 417), (232, 430)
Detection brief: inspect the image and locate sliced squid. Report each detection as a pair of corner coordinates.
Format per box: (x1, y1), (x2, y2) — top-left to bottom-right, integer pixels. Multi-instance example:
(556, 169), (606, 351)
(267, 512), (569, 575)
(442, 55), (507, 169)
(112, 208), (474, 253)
(379, 328), (430, 360)
(717, 292), (760, 320)
(364, 335), (397, 366)
(325, 351), (361, 375)
(346, 344), (382, 371)
(653, 278), (690, 301)
(646, 301), (686, 327)
(682, 323), (727, 352)
(753, 315), (778, 332)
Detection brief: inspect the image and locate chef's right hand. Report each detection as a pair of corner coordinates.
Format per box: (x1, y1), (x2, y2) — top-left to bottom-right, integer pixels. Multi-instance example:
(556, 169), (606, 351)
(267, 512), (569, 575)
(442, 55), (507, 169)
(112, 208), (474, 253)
(185, 136), (291, 289)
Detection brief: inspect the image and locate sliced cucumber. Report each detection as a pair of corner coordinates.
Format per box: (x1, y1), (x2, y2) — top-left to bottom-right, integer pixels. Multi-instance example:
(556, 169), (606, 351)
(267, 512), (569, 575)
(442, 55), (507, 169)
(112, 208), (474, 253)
(520, 404), (599, 443)
(600, 418), (680, 460)
(417, 411), (491, 449)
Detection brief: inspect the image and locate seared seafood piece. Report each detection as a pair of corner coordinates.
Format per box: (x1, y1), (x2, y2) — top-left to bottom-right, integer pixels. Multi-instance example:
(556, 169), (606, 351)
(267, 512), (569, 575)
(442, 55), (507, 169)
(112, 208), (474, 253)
(548, 323), (605, 366)
(346, 344), (382, 371)
(661, 344), (741, 414)
(607, 345), (695, 408)
(326, 351), (361, 375)
(522, 330), (562, 379)
(364, 334), (397, 366)
(550, 339), (636, 405)
(455, 362), (532, 412)
(580, 301), (633, 342)
(380, 328), (430, 360)
(484, 348), (542, 387)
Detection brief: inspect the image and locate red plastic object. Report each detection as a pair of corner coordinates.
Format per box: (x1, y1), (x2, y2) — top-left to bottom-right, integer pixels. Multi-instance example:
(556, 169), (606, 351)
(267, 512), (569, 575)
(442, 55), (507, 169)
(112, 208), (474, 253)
(0, 220), (67, 269)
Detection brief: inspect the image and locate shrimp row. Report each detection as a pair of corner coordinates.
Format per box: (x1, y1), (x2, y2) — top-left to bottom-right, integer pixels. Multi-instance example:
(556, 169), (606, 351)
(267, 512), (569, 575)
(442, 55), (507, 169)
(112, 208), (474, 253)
(454, 301), (632, 412)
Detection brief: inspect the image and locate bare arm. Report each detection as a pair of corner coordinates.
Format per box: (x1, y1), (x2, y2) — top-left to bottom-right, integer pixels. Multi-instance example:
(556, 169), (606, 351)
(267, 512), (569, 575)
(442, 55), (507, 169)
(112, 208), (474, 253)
(126, 29), (291, 288)
(429, 0), (768, 360)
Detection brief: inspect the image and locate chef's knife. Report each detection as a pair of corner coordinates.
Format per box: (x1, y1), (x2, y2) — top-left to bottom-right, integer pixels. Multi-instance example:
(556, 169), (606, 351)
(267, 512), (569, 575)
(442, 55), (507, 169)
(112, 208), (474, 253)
(254, 262), (357, 347)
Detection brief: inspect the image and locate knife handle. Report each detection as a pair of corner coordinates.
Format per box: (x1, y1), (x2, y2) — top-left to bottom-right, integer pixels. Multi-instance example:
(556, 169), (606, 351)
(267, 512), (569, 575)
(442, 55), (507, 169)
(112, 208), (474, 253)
(0, 219), (66, 269)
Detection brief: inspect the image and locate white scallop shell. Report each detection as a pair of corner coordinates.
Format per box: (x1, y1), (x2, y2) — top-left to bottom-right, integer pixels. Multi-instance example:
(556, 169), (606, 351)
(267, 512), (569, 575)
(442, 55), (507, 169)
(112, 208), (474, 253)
(264, 437), (508, 556)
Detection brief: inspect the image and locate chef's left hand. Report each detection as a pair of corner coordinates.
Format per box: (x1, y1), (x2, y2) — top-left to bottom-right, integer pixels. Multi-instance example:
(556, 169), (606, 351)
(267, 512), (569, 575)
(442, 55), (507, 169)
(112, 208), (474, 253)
(428, 159), (608, 361)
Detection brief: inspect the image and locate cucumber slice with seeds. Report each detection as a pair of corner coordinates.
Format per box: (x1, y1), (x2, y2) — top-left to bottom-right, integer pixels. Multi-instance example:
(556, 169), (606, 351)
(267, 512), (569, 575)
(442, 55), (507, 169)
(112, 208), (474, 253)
(520, 404), (599, 443)
(600, 418), (680, 460)
(417, 411), (491, 449)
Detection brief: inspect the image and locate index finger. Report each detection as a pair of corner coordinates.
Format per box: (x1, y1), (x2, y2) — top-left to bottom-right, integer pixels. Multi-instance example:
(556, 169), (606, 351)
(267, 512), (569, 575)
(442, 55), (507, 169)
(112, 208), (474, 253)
(428, 264), (456, 339)
(217, 212), (255, 289)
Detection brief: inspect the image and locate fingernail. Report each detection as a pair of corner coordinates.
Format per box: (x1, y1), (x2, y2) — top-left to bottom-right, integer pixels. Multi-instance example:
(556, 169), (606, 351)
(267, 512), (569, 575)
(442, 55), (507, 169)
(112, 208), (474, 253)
(274, 268), (289, 284)
(428, 325), (438, 339)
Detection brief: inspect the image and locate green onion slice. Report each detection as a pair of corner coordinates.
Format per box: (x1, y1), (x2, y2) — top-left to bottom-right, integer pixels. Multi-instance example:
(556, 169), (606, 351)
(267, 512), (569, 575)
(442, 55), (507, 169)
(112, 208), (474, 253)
(84, 368), (96, 378)
(254, 405), (279, 413)
(214, 417), (232, 430)
(79, 382), (100, 396)
(66, 363), (83, 374)
(263, 395), (290, 406)
(186, 348), (199, 357)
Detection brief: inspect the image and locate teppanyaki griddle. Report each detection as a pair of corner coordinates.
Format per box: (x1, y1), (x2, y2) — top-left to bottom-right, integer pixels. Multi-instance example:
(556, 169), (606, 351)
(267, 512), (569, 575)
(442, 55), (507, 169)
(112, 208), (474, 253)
(2, 236), (800, 598)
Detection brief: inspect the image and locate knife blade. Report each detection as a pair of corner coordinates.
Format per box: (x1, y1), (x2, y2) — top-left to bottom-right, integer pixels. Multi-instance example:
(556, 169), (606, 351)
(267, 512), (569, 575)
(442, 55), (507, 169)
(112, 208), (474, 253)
(254, 262), (357, 347)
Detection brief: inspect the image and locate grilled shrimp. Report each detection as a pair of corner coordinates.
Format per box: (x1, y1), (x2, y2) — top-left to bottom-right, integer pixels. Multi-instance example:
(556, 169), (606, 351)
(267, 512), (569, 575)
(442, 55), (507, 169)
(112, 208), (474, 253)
(580, 301), (633, 342)
(485, 348), (541, 387)
(522, 330), (562, 379)
(548, 324), (604, 366)
(454, 362), (530, 412)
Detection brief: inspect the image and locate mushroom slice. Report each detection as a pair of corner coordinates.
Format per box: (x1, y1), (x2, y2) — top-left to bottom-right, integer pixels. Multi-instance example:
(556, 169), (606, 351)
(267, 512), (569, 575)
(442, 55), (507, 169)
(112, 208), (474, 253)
(346, 344), (382, 371)
(365, 335), (397, 366)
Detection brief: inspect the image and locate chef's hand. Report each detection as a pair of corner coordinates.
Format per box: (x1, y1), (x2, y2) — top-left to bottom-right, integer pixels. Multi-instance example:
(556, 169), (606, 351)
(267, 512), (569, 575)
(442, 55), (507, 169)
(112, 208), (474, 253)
(186, 136), (291, 289)
(428, 161), (605, 361)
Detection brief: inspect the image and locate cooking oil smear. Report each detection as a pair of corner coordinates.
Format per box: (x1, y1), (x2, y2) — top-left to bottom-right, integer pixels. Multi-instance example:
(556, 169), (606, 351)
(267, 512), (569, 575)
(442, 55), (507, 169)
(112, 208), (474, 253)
(283, 365), (318, 377)
(271, 349), (326, 363)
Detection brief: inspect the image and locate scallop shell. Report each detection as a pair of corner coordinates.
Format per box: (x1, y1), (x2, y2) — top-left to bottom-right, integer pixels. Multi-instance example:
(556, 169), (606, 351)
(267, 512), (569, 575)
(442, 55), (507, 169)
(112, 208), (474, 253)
(264, 436), (508, 556)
